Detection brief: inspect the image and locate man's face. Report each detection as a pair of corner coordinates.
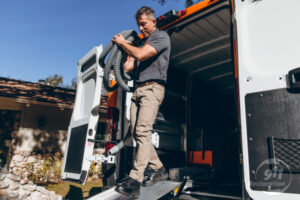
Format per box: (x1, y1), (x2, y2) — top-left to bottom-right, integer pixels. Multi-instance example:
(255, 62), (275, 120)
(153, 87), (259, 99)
(137, 14), (156, 38)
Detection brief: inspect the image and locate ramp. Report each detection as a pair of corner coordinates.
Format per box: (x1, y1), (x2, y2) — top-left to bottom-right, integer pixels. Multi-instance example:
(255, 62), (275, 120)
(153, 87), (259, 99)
(87, 181), (181, 200)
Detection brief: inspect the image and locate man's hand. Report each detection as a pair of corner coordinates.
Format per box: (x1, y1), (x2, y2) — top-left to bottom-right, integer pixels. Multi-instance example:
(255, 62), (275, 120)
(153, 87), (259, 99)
(112, 33), (157, 62)
(112, 34), (128, 46)
(123, 55), (135, 72)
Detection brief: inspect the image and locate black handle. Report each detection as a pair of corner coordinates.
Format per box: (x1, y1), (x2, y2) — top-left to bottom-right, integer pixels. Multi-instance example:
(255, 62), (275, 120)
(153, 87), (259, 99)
(288, 67), (300, 89)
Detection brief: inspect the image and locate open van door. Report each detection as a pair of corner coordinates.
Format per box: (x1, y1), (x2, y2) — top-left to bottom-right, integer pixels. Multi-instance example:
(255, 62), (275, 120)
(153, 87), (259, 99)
(234, 0), (300, 199)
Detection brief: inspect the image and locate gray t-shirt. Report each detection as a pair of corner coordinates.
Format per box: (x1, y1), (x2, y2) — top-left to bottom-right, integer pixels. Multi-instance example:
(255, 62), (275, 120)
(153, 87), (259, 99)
(135, 29), (170, 84)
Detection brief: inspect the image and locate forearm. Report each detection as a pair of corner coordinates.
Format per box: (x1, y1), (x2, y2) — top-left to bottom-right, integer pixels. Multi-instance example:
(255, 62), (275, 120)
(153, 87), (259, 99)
(118, 42), (144, 61)
(113, 34), (157, 62)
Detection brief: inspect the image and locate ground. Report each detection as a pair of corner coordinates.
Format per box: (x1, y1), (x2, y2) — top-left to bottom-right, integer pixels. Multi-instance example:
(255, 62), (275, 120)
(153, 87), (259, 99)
(45, 180), (102, 200)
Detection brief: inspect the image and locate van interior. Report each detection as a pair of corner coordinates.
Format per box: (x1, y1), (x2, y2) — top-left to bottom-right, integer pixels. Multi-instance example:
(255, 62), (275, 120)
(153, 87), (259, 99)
(101, 0), (242, 199)
(153, 1), (241, 198)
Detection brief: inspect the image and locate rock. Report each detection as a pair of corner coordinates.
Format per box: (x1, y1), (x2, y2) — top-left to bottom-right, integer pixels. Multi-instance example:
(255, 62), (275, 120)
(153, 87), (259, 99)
(9, 182), (19, 190)
(20, 179), (28, 185)
(9, 162), (15, 168)
(50, 191), (58, 200)
(6, 174), (20, 182)
(11, 168), (19, 175)
(12, 155), (23, 162)
(0, 168), (8, 174)
(0, 173), (6, 181)
(27, 156), (37, 163)
(30, 191), (41, 200)
(41, 195), (51, 200)
(18, 190), (31, 199)
(28, 181), (34, 185)
(0, 181), (9, 189)
(37, 186), (50, 195)
(23, 184), (36, 192)
(19, 162), (27, 168)
(0, 191), (9, 200)
(6, 192), (18, 199)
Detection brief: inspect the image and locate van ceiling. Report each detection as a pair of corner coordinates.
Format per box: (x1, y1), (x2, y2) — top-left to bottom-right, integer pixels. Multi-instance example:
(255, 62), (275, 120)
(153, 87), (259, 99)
(168, 3), (233, 94)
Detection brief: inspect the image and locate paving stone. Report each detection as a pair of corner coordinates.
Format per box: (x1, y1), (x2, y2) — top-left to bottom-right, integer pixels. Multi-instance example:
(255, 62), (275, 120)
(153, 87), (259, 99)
(23, 184), (36, 192)
(9, 162), (15, 168)
(50, 191), (58, 200)
(26, 156), (36, 163)
(37, 186), (50, 195)
(0, 181), (9, 189)
(30, 191), (41, 200)
(20, 179), (27, 185)
(0, 173), (6, 181)
(41, 195), (51, 200)
(9, 182), (19, 190)
(6, 174), (20, 182)
(12, 155), (23, 162)
(6, 192), (18, 199)
(18, 190), (31, 199)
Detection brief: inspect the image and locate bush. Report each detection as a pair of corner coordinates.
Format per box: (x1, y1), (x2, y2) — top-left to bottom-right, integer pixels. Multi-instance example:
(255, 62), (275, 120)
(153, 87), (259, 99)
(88, 161), (102, 181)
(24, 154), (102, 184)
(25, 154), (62, 184)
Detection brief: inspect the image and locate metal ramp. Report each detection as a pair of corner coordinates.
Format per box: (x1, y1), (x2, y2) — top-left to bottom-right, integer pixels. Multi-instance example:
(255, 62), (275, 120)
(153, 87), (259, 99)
(87, 181), (181, 200)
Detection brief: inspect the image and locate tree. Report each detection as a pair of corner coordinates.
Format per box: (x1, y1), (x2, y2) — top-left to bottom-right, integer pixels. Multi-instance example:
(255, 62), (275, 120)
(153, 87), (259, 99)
(155, 0), (199, 8)
(71, 77), (77, 90)
(45, 74), (64, 87)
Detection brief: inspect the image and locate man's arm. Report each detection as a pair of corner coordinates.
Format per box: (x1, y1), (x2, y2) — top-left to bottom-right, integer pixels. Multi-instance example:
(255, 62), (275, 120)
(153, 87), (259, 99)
(112, 34), (157, 62)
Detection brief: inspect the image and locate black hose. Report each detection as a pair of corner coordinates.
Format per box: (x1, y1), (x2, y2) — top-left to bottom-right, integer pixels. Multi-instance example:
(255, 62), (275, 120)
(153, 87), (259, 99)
(99, 30), (139, 92)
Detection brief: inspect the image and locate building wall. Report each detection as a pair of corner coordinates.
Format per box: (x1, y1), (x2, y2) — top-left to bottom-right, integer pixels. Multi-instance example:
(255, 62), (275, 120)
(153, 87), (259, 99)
(17, 103), (72, 154)
(0, 97), (74, 183)
(0, 96), (72, 156)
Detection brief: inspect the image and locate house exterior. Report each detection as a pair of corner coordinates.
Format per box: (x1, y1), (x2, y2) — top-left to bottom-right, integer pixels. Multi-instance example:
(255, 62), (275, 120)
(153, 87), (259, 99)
(0, 77), (107, 171)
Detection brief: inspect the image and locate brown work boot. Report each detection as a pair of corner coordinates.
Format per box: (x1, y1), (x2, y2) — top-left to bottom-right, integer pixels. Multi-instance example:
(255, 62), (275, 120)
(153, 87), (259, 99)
(115, 177), (141, 199)
(142, 166), (168, 187)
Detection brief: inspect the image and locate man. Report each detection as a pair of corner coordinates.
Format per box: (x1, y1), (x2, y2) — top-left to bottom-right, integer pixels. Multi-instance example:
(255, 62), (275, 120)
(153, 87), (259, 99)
(112, 6), (171, 198)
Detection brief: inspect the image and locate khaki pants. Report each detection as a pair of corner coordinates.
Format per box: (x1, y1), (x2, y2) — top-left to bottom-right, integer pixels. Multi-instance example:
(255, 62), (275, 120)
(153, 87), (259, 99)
(129, 83), (165, 182)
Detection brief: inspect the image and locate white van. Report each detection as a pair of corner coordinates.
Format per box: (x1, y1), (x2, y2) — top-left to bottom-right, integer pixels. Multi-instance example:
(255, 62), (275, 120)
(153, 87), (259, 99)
(62, 0), (300, 199)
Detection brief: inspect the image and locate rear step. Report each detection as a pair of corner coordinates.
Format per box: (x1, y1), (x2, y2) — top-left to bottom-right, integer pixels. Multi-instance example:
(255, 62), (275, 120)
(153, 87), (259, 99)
(87, 180), (181, 200)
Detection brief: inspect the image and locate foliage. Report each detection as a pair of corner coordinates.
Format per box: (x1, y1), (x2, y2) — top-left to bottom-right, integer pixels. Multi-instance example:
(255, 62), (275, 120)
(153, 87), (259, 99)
(24, 154), (101, 184)
(71, 77), (77, 89)
(25, 154), (62, 184)
(45, 74), (64, 87)
(155, 0), (202, 8)
(155, 0), (203, 8)
(88, 161), (102, 181)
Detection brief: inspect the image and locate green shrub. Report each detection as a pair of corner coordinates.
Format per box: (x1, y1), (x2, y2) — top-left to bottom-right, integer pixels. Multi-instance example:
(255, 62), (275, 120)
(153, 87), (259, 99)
(24, 154), (102, 184)
(25, 154), (62, 184)
(88, 161), (102, 181)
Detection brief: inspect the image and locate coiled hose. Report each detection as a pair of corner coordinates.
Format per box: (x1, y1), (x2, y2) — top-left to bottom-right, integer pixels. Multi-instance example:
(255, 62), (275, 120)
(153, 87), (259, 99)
(99, 30), (139, 92)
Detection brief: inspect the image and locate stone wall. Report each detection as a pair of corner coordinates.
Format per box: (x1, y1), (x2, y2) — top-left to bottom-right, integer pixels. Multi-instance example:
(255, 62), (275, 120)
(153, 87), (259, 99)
(0, 169), (62, 200)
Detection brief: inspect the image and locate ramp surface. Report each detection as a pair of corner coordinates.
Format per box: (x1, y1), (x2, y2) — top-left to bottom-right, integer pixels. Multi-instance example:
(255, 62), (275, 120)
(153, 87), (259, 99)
(88, 180), (181, 200)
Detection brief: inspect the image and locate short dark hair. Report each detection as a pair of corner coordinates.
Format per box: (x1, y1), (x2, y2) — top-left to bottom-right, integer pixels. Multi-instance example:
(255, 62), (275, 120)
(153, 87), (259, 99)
(135, 6), (156, 20)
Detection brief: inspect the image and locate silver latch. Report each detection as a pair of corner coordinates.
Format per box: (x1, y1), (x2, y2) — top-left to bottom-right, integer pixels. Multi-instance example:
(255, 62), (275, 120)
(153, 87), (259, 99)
(87, 154), (116, 164)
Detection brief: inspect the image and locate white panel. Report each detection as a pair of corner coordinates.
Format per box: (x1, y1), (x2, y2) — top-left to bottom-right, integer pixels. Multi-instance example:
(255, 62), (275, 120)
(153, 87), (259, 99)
(235, 0), (300, 199)
(61, 45), (104, 184)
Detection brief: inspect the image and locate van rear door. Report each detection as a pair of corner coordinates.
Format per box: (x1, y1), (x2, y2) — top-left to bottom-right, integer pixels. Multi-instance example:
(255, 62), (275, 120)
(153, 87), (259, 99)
(234, 0), (300, 199)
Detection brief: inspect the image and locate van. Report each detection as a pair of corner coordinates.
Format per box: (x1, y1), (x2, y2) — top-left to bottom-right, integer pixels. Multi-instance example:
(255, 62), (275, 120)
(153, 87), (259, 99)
(62, 0), (300, 199)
